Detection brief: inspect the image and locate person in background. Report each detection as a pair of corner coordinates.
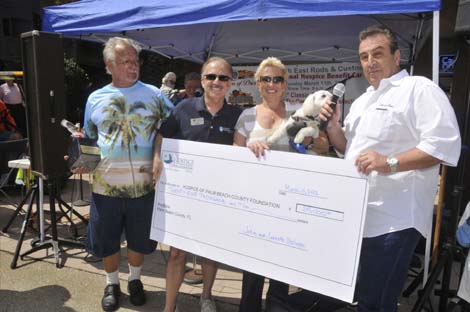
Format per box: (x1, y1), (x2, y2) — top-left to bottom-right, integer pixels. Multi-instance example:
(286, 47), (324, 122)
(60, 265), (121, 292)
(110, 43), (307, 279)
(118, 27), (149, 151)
(319, 25), (461, 311)
(457, 201), (470, 307)
(154, 57), (243, 312)
(160, 71), (183, 103)
(182, 72), (203, 99)
(77, 37), (173, 312)
(234, 56), (329, 312)
(0, 99), (22, 142)
(171, 72), (203, 105)
(0, 77), (26, 137)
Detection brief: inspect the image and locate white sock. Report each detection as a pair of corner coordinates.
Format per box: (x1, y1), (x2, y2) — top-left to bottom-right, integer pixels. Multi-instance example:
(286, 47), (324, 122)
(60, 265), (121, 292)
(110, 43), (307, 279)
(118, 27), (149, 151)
(128, 264), (142, 282)
(106, 270), (119, 285)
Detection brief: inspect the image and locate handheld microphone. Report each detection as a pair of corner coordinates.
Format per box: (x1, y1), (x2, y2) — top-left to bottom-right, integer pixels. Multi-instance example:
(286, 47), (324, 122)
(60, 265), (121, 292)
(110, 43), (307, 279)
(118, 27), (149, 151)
(195, 88), (203, 97)
(319, 83), (345, 130)
(61, 119), (77, 134)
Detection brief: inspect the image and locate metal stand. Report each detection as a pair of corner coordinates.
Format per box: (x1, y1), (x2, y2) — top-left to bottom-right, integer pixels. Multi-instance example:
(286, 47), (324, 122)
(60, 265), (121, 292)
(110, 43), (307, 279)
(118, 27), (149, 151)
(72, 173), (89, 207)
(412, 186), (464, 312)
(2, 185), (37, 234)
(10, 176), (85, 269)
(3, 174), (88, 239)
(55, 189), (88, 238)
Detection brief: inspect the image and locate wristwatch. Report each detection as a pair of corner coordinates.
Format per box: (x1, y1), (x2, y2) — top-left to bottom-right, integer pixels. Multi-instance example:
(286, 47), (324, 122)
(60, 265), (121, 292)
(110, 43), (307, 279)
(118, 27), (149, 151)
(386, 156), (399, 173)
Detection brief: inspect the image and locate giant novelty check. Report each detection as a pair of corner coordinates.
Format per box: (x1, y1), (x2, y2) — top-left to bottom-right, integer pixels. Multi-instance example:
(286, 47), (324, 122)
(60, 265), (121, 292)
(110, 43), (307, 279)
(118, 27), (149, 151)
(150, 138), (369, 302)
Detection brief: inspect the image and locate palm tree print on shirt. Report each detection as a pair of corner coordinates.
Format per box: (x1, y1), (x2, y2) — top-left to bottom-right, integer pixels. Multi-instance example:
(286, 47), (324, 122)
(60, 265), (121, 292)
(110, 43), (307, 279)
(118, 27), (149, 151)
(101, 96), (147, 197)
(141, 96), (168, 134)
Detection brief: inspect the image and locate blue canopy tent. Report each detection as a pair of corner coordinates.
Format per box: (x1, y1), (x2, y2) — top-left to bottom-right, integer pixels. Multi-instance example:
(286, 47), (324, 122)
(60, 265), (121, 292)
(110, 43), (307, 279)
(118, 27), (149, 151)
(43, 0), (440, 70)
(42, 0), (442, 290)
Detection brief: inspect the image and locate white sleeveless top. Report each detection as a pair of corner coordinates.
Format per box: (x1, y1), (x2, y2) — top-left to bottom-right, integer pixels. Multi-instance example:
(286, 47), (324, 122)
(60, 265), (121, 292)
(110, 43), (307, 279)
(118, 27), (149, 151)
(235, 105), (295, 152)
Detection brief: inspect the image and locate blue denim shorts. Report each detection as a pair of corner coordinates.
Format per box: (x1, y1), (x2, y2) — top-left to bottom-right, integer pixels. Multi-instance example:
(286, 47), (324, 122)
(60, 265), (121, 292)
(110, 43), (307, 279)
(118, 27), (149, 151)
(86, 191), (158, 258)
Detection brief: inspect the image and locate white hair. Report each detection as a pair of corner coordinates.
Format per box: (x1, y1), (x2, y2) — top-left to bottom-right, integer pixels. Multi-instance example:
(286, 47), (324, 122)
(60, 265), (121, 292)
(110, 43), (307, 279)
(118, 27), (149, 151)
(162, 72), (176, 84)
(103, 37), (141, 63)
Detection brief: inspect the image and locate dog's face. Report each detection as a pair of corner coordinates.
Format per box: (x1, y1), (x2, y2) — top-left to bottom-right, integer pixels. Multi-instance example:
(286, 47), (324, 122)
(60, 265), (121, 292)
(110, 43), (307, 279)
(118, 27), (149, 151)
(302, 90), (332, 117)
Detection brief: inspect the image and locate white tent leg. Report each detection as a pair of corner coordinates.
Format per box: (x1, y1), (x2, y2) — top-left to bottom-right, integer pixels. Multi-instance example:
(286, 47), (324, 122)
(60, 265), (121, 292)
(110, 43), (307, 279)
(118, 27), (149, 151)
(432, 10), (440, 85)
(423, 11), (440, 288)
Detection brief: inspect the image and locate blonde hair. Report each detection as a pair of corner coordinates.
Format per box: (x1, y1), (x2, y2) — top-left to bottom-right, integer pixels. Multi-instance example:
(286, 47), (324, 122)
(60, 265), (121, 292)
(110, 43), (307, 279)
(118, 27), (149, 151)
(255, 57), (288, 82)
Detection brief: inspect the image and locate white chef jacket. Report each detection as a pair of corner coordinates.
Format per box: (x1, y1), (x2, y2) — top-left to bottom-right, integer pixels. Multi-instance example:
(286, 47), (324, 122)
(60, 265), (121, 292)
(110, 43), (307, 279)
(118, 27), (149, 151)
(344, 70), (461, 238)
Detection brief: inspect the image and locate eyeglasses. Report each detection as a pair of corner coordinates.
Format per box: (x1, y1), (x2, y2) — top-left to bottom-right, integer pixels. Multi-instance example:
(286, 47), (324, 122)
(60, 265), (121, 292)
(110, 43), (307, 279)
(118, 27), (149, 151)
(203, 74), (232, 82)
(260, 76), (285, 84)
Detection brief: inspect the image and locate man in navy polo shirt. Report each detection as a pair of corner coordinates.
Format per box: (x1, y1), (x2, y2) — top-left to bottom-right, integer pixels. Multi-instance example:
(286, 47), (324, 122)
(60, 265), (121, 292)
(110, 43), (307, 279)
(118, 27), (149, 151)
(154, 56), (242, 312)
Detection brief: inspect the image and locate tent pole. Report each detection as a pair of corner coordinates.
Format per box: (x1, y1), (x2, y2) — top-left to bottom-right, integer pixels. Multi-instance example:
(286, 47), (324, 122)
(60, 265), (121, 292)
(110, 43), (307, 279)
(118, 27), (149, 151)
(410, 14), (425, 75)
(422, 9), (440, 287)
(432, 10), (439, 85)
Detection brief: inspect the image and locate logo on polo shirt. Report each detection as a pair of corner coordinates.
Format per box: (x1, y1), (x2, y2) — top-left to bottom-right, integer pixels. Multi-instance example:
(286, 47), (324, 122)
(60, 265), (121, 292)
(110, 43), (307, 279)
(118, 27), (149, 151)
(219, 126), (234, 133)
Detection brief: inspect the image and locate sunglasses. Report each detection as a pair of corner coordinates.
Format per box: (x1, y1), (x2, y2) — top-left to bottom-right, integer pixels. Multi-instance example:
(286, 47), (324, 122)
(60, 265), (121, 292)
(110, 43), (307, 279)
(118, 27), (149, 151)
(260, 76), (285, 84)
(204, 74), (232, 82)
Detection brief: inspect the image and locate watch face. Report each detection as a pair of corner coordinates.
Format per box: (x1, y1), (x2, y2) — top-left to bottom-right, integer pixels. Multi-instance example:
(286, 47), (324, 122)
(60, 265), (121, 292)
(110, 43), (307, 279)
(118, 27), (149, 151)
(387, 157), (398, 172)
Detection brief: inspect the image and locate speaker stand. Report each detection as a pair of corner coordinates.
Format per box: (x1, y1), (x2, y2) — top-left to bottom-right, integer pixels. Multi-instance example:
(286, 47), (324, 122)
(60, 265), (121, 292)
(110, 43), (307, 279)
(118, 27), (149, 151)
(11, 176), (85, 269)
(2, 185), (37, 234)
(54, 191), (88, 239)
(411, 186), (464, 311)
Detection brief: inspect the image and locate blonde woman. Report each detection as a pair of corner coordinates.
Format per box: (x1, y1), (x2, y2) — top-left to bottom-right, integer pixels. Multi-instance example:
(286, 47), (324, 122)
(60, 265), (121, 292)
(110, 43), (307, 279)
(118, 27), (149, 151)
(234, 57), (328, 311)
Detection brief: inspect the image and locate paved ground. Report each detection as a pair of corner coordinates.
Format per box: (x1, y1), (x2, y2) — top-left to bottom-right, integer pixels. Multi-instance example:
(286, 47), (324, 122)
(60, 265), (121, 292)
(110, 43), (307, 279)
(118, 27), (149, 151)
(0, 175), (464, 311)
(0, 176), (248, 312)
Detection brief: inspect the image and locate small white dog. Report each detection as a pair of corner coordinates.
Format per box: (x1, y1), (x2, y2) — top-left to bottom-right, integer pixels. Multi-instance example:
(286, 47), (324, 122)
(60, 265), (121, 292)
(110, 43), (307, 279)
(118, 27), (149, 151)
(267, 90), (332, 146)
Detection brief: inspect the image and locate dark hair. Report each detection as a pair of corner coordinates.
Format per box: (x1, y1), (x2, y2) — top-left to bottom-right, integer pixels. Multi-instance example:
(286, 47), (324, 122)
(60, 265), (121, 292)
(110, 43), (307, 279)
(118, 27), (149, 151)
(184, 72), (201, 82)
(359, 25), (399, 54)
(201, 57), (232, 77)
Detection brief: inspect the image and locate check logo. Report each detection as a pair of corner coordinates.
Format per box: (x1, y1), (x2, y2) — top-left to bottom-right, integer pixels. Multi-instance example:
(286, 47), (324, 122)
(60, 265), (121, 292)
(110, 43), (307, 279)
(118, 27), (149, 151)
(163, 153), (173, 164)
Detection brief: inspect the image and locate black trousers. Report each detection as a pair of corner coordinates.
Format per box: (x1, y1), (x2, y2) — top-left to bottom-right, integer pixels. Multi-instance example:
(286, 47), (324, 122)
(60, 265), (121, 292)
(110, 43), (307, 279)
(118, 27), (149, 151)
(239, 271), (289, 312)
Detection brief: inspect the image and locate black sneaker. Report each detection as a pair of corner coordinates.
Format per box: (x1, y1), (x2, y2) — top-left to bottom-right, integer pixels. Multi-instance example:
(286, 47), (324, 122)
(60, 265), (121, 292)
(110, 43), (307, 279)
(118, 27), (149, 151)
(101, 284), (120, 311)
(128, 279), (146, 306)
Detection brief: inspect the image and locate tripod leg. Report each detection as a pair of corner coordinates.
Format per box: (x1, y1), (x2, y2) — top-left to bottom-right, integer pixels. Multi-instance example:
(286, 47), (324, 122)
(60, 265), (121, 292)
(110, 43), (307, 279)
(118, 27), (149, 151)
(48, 181), (61, 268)
(10, 187), (38, 269)
(403, 269), (424, 297)
(56, 200), (78, 236)
(17, 179), (85, 267)
(2, 187), (35, 233)
(56, 196), (88, 224)
(412, 247), (451, 311)
(439, 248), (455, 311)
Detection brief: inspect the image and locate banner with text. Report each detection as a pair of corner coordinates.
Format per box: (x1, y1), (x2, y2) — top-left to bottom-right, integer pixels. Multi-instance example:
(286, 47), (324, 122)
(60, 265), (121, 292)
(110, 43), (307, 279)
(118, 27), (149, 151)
(229, 63), (369, 115)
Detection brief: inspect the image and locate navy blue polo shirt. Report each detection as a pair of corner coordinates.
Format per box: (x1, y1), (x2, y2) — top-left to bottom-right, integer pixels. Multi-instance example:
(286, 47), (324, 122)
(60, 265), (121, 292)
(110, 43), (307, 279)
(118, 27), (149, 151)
(159, 97), (243, 145)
